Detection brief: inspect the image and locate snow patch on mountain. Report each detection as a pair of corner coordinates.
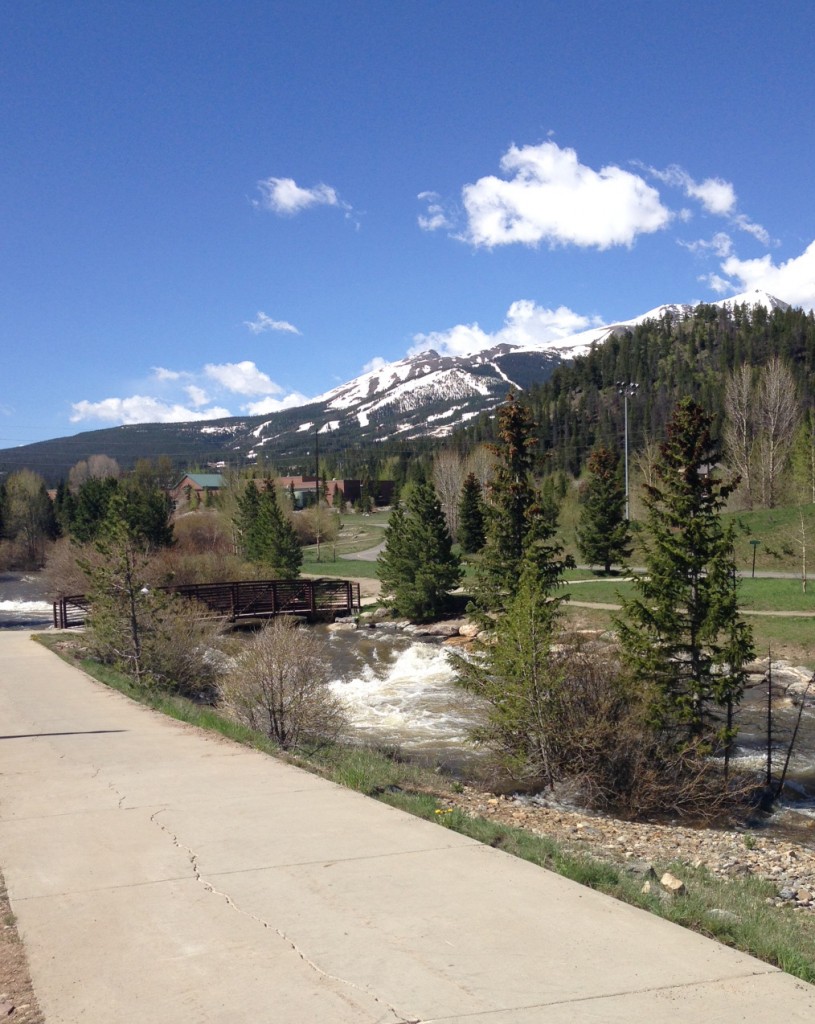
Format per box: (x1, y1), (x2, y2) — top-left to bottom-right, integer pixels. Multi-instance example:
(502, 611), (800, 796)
(246, 290), (790, 447)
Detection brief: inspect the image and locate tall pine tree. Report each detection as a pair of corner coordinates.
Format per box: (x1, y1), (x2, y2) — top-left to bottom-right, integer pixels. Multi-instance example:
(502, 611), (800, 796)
(236, 480), (302, 577)
(617, 399), (753, 752)
(474, 392), (570, 613)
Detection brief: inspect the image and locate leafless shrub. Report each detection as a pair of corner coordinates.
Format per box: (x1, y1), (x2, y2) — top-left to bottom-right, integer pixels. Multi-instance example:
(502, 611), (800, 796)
(172, 511), (234, 555)
(139, 595), (228, 700)
(148, 547), (249, 586)
(43, 537), (104, 598)
(221, 617), (347, 749)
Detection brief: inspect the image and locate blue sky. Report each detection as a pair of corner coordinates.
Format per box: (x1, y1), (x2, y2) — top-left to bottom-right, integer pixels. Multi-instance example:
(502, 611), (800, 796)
(3, 1), (815, 446)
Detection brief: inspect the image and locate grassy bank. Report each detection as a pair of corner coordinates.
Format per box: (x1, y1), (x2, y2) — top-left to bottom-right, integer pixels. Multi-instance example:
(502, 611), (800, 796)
(34, 633), (815, 982)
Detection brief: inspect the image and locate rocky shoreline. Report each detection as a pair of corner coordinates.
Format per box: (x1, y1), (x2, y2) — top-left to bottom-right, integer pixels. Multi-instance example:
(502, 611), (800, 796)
(445, 786), (815, 910)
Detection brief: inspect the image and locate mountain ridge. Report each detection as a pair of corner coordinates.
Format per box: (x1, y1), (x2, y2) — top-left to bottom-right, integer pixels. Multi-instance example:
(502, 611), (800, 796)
(0, 290), (792, 483)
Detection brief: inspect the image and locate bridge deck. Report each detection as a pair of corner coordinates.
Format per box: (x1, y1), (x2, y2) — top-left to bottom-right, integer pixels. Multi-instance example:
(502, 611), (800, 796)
(53, 578), (361, 629)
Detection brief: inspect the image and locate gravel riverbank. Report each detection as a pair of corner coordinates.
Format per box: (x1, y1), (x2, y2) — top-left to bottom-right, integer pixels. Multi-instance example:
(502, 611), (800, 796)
(446, 787), (815, 909)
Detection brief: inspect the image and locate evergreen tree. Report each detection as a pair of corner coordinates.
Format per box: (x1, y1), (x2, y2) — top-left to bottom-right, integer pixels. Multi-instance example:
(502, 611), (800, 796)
(457, 472), (486, 554)
(235, 480), (263, 560)
(576, 445), (632, 572)
(377, 482), (462, 621)
(246, 482), (302, 577)
(617, 399), (754, 752)
(454, 562), (567, 787)
(53, 480), (75, 535)
(474, 392), (570, 612)
(120, 476), (174, 550)
(70, 475), (119, 543)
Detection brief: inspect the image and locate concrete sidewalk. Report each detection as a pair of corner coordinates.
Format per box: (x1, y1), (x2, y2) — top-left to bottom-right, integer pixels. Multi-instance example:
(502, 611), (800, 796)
(0, 632), (813, 1023)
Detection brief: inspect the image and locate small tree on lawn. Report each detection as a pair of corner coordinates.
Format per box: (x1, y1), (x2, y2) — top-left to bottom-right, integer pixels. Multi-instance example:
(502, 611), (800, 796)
(457, 472), (486, 554)
(576, 445), (632, 572)
(82, 492), (154, 684)
(377, 481), (462, 621)
(616, 399), (754, 755)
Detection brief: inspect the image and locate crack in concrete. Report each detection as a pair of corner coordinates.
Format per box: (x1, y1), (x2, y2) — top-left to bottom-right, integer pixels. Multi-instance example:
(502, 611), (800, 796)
(149, 808), (421, 1024)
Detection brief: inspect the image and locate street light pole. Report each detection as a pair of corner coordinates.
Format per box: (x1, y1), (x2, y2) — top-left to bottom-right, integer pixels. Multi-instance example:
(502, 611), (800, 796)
(618, 383), (638, 520)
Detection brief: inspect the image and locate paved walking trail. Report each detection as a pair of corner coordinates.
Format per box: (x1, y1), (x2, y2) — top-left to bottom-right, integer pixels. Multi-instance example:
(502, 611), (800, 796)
(1, 631), (814, 1023)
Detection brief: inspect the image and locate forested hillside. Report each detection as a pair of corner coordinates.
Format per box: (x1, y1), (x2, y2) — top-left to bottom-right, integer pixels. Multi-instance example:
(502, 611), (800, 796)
(458, 303), (815, 476)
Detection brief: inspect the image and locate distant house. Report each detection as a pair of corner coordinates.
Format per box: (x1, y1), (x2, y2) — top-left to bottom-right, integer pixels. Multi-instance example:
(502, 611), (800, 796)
(276, 476), (360, 509)
(275, 476), (394, 509)
(171, 473), (224, 506)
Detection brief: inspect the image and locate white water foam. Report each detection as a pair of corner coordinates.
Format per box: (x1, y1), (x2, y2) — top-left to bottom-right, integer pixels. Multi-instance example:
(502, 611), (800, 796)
(328, 643), (476, 747)
(0, 600), (52, 615)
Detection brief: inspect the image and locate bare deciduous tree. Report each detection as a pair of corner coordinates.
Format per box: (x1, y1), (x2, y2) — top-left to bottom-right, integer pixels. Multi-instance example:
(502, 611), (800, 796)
(68, 454), (121, 490)
(432, 449), (466, 540)
(465, 446), (497, 493)
(723, 365), (756, 509)
(757, 357), (800, 509)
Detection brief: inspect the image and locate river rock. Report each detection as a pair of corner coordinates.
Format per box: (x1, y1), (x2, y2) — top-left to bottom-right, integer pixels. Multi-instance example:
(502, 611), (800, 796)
(660, 872), (686, 896)
(625, 860), (657, 882)
(419, 622), (463, 638)
(459, 622), (481, 638)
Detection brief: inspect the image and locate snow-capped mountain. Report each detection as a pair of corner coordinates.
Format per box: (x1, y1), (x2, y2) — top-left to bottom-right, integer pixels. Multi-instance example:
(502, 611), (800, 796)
(0, 290), (791, 481)
(525, 289), (790, 359)
(239, 289), (787, 458)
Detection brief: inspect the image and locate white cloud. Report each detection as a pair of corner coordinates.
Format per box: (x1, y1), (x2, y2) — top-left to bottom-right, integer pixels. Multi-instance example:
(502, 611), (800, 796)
(646, 163), (769, 243)
(255, 176), (347, 216)
(705, 273), (733, 295)
(680, 232), (734, 258)
(71, 355), (313, 429)
(70, 396), (232, 425)
(646, 164), (735, 215)
(185, 385), (210, 407)
(715, 240), (815, 310)
(411, 300), (604, 358)
(460, 142), (671, 249)
(417, 191), (453, 232)
(243, 393), (312, 416)
(362, 356), (388, 373)
(244, 311), (301, 335)
(152, 366), (185, 382)
(732, 214), (771, 245)
(203, 360), (283, 396)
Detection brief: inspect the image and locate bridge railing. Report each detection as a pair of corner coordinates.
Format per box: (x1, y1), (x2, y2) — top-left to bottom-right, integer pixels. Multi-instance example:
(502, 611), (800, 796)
(53, 578), (361, 629)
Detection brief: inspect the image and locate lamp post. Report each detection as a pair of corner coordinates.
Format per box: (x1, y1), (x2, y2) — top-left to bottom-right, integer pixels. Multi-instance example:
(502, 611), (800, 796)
(618, 382), (638, 520)
(750, 539), (760, 578)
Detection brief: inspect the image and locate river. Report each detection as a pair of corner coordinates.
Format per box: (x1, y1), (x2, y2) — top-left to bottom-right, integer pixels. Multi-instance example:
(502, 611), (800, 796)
(2, 573), (813, 839)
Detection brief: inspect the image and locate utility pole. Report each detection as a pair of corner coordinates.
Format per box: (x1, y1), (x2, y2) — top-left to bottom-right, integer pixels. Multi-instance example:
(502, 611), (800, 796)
(314, 424), (320, 506)
(618, 382), (638, 520)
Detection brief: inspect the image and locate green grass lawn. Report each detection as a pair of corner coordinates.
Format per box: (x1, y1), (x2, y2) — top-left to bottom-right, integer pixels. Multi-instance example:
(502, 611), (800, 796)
(556, 476), (815, 577)
(301, 556), (380, 579)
